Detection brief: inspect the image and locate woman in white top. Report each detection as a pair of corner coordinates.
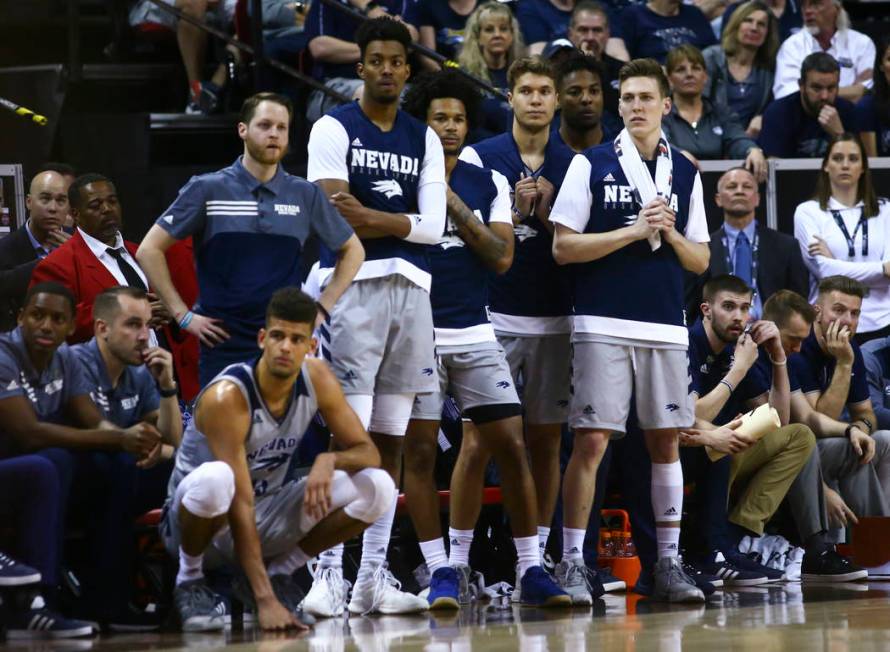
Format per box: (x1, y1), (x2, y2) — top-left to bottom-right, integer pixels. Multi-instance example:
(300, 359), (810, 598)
(794, 133), (890, 343)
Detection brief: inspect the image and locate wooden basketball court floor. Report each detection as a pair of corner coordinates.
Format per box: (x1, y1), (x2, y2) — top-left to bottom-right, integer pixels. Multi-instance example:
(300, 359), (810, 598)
(6, 581), (890, 651)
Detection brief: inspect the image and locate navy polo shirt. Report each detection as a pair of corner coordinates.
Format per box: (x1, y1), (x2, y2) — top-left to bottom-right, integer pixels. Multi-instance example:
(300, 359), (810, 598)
(789, 328), (870, 404)
(0, 328), (92, 455)
(156, 157), (353, 344)
(759, 93), (858, 158)
(688, 320), (770, 426)
(615, 3), (716, 63)
(517, 0), (572, 45)
(71, 338), (160, 428)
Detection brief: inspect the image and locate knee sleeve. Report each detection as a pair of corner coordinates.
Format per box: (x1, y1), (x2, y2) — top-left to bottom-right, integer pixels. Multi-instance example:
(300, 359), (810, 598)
(180, 461), (235, 519)
(369, 393), (415, 436)
(343, 468), (397, 524)
(346, 394), (374, 431)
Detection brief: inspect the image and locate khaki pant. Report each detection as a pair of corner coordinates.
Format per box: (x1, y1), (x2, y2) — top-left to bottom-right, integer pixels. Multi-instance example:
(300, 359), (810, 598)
(728, 424), (816, 535)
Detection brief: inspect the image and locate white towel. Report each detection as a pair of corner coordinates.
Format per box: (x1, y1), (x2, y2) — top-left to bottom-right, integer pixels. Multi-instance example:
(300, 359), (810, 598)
(614, 128), (674, 251)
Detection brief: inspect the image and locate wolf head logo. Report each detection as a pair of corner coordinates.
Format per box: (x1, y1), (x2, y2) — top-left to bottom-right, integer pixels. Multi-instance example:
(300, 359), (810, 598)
(371, 179), (403, 199)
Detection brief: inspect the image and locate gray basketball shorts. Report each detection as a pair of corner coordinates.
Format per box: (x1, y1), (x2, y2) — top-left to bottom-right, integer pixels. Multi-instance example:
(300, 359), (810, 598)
(496, 333), (571, 425)
(161, 469), (360, 567)
(411, 343), (521, 421)
(569, 341), (693, 435)
(324, 275), (437, 396)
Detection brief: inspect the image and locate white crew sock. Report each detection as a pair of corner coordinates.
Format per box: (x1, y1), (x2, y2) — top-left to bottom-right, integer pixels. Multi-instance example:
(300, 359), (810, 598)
(317, 543), (344, 570)
(177, 548), (204, 586)
(562, 527), (586, 562)
(448, 528), (474, 566)
(537, 526), (551, 556)
(268, 545), (311, 577)
(419, 538), (449, 573)
(356, 490), (397, 583)
(651, 461), (684, 559)
(514, 535), (540, 576)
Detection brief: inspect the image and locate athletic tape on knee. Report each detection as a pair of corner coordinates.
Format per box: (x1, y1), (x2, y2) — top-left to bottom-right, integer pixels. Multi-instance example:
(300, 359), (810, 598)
(346, 394), (374, 431)
(181, 461), (235, 519)
(343, 468), (397, 523)
(369, 393), (415, 436)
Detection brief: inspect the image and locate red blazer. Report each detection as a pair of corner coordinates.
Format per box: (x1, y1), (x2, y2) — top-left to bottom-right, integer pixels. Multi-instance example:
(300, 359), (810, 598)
(30, 231), (201, 401)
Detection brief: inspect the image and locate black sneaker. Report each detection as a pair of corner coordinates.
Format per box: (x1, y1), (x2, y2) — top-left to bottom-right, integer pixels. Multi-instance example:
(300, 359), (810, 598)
(107, 603), (163, 632)
(5, 595), (95, 640)
(0, 552), (41, 586)
(595, 567), (626, 593)
(700, 552), (768, 587)
(724, 550), (784, 582)
(680, 558), (721, 595)
(801, 549), (868, 582)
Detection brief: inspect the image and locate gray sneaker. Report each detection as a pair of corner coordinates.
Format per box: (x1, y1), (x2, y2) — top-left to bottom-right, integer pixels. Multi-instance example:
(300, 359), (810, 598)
(452, 564), (473, 604)
(555, 558), (593, 605)
(174, 579), (227, 632)
(233, 573), (316, 626)
(652, 557), (706, 603)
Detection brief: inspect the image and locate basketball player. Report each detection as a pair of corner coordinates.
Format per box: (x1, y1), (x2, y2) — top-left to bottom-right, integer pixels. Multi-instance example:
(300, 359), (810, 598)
(301, 17), (446, 616)
(549, 58), (711, 602)
(161, 288), (396, 632)
(401, 70), (571, 608)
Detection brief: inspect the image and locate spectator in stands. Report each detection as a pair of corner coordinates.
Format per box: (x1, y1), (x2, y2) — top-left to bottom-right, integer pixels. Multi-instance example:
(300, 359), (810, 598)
(787, 276), (890, 529)
(862, 335), (890, 431)
(29, 174), (170, 344)
(67, 286), (182, 630)
(517, 0), (576, 56)
(457, 2), (524, 136)
(758, 52), (857, 158)
(662, 45), (766, 179)
(773, 0), (874, 102)
(688, 167), (808, 322)
(418, 0), (478, 70)
(35, 162), (77, 228)
(703, 0), (779, 137)
(721, 0), (802, 42)
(0, 171), (72, 332)
(857, 35), (890, 157)
(563, 1), (623, 115)
(304, 0), (419, 121)
(611, 0), (716, 64)
(554, 52), (618, 152)
(0, 282), (163, 628)
(794, 133), (890, 342)
(0, 456), (93, 640)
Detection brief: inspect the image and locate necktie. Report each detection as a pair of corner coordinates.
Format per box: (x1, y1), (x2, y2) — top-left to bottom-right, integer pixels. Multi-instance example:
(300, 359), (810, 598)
(105, 247), (147, 291)
(734, 231), (753, 288)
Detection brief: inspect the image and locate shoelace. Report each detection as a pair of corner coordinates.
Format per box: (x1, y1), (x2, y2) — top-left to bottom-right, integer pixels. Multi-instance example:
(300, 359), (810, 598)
(322, 568), (349, 612)
(182, 582), (221, 614)
(563, 563), (591, 591)
(367, 564), (401, 615)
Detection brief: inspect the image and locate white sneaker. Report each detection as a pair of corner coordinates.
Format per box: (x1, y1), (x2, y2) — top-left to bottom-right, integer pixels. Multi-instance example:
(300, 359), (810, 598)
(347, 563), (428, 615)
(301, 565), (351, 618)
(555, 557), (593, 605)
(510, 565), (521, 603)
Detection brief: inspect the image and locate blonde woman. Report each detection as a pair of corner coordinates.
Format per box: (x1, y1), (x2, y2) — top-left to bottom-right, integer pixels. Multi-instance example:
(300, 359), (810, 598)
(457, 2), (525, 135)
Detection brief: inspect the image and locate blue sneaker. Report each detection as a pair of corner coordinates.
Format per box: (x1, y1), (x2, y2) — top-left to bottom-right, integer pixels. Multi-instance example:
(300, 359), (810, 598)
(5, 596), (94, 640)
(427, 567), (460, 610)
(724, 550), (784, 582)
(520, 566), (572, 607)
(0, 552), (41, 586)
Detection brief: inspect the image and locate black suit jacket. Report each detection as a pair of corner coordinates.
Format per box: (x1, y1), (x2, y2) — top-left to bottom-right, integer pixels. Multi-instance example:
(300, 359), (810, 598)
(686, 223), (810, 321)
(0, 227), (40, 332)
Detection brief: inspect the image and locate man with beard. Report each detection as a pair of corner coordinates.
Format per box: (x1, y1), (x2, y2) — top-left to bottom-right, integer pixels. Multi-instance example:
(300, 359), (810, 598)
(137, 93), (364, 386)
(302, 18), (445, 617)
(687, 167), (809, 322)
(759, 52), (857, 158)
(564, 2), (623, 115)
(554, 52), (618, 153)
(400, 70), (570, 609)
(459, 57), (577, 598)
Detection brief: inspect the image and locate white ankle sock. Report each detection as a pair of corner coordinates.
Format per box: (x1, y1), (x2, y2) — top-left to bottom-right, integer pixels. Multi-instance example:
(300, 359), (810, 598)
(515, 535), (540, 576)
(537, 526), (551, 555)
(177, 548), (204, 586)
(317, 543), (344, 570)
(419, 538), (449, 573)
(268, 545), (311, 577)
(651, 461), (683, 559)
(448, 528), (474, 566)
(357, 491), (396, 582)
(562, 528), (586, 561)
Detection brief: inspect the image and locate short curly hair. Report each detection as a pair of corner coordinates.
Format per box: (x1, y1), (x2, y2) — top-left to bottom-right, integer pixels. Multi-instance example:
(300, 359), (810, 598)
(401, 70), (482, 130)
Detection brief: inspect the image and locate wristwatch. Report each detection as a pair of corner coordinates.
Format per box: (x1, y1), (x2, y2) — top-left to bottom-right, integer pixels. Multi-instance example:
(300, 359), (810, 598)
(844, 424), (856, 439)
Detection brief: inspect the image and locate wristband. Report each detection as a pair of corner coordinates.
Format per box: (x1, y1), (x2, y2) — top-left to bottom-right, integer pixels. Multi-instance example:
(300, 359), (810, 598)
(719, 379), (735, 394)
(316, 301), (331, 322)
(159, 383), (178, 398)
(769, 356), (787, 366)
(859, 417), (874, 434)
(178, 311), (194, 330)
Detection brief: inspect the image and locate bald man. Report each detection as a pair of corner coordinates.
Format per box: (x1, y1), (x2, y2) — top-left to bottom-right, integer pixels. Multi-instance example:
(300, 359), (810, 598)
(0, 171), (73, 331)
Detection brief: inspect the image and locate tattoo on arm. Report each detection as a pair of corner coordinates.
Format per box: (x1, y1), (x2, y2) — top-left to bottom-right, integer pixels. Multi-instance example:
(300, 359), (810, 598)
(447, 192), (507, 269)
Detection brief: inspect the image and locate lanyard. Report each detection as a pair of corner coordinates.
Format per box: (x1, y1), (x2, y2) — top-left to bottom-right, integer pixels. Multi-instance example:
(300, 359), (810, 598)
(831, 209), (868, 258)
(723, 229), (759, 291)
